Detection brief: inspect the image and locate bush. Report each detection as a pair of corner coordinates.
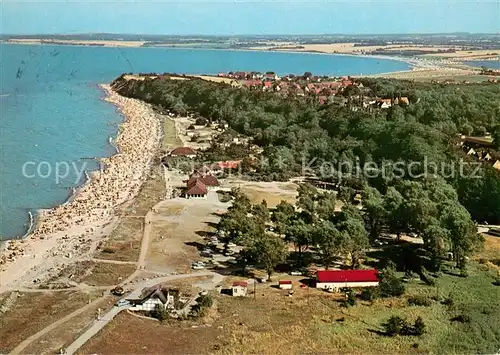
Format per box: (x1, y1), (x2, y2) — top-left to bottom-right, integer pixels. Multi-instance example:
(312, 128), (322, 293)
(343, 289), (356, 307)
(413, 316), (426, 336)
(195, 116), (208, 126)
(441, 293), (455, 306)
(493, 277), (500, 286)
(379, 268), (406, 297)
(382, 316), (426, 337)
(190, 294), (213, 318)
(451, 314), (471, 323)
(408, 295), (433, 307)
(419, 268), (436, 286)
(151, 304), (169, 322)
(360, 287), (379, 301)
(196, 294), (213, 308)
(383, 316), (407, 336)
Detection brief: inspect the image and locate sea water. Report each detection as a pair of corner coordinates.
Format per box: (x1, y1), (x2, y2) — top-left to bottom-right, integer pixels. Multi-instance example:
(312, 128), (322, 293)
(0, 43), (410, 239)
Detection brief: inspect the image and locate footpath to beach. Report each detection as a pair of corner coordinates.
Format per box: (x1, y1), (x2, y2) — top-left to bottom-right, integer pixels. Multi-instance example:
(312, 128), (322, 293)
(0, 85), (162, 291)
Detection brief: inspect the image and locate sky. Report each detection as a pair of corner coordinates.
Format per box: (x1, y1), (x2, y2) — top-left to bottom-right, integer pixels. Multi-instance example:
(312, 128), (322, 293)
(1, 0), (499, 35)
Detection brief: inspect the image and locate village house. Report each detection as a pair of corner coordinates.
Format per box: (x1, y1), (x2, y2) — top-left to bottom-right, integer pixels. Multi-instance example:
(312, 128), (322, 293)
(170, 146), (197, 158)
(232, 281), (248, 297)
(394, 97), (410, 105)
(467, 148), (477, 156)
(128, 287), (175, 312)
(186, 173), (220, 190)
(278, 280), (293, 290)
(185, 179), (208, 199)
(493, 160), (500, 170)
(376, 98), (392, 109)
(316, 269), (379, 292)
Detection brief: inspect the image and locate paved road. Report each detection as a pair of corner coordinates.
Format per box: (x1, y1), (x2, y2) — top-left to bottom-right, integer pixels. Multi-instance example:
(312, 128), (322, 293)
(63, 271), (222, 355)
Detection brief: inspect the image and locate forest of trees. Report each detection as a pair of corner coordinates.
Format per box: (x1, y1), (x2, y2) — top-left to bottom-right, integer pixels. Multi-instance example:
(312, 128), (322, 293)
(112, 75), (500, 224)
(217, 180), (481, 279)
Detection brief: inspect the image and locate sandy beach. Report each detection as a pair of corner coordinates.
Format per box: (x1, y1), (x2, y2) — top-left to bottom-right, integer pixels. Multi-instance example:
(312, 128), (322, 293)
(0, 85), (161, 291)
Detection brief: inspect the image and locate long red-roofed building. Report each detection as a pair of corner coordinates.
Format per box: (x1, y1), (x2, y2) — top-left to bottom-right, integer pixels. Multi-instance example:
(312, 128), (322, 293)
(316, 269), (379, 291)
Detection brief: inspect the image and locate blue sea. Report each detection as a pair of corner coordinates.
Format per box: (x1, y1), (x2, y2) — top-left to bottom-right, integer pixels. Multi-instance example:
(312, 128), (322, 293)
(0, 43), (410, 239)
(465, 60), (500, 69)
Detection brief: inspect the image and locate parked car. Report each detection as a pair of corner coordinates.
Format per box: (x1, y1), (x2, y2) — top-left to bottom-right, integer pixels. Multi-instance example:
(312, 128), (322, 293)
(115, 299), (130, 307)
(200, 249), (213, 257)
(192, 261), (205, 270)
(290, 271), (303, 276)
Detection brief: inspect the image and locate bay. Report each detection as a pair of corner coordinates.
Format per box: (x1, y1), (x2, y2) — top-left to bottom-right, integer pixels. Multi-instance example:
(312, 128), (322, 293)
(0, 43), (410, 238)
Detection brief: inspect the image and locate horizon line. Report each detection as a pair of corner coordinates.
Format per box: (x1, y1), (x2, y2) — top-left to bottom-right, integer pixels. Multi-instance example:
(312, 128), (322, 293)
(2, 32), (500, 37)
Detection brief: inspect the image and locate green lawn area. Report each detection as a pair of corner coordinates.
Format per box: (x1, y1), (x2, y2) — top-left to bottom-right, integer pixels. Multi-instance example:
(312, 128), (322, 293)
(309, 262), (500, 354)
(213, 261), (499, 355)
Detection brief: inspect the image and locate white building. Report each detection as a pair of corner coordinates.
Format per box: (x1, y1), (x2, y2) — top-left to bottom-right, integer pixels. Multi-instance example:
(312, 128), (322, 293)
(231, 281), (248, 297)
(278, 280), (293, 290)
(316, 270), (379, 292)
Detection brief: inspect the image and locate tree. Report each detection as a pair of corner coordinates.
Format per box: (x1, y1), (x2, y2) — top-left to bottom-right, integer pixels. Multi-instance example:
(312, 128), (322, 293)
(362, 186), (387, 241)
(253, 233), (288, 280)
(379, 265), (405, 297)
(337, 218), (370, 268)
(285, 219), (312, 264)
(338, 186), (356, 205)
(297, 183), (319, 223)
(272, 200), (295, 235)
(252, 201), (270, 222)
(384, 187), (407, 240)
(303, 71), (313, 79)
(316, 192), (337, 221)
(312, 220), (341, 269)
(439, 202), (480, 268)
(493, 126), (500, 150)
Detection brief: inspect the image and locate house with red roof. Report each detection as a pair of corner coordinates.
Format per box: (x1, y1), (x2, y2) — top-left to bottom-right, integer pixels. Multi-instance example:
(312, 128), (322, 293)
(232, 281), (248, 297)
(170, 147), (197, 158)
(316, 269), (379, 291)
(185, 180), (208, 199)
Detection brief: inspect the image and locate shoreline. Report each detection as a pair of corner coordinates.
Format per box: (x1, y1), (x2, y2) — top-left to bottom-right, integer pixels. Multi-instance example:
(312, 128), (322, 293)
(0, 85), (162, 291)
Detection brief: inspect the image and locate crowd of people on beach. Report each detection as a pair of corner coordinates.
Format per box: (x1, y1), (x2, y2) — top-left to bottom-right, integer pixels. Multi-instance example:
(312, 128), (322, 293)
(33, 86), (161, 237)
(0, 85), (162, 283)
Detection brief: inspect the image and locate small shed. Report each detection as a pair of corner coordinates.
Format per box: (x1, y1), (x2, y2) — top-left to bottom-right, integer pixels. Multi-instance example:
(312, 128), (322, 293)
(231, 281), (248, 297)
(278, 280), (293, 290)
